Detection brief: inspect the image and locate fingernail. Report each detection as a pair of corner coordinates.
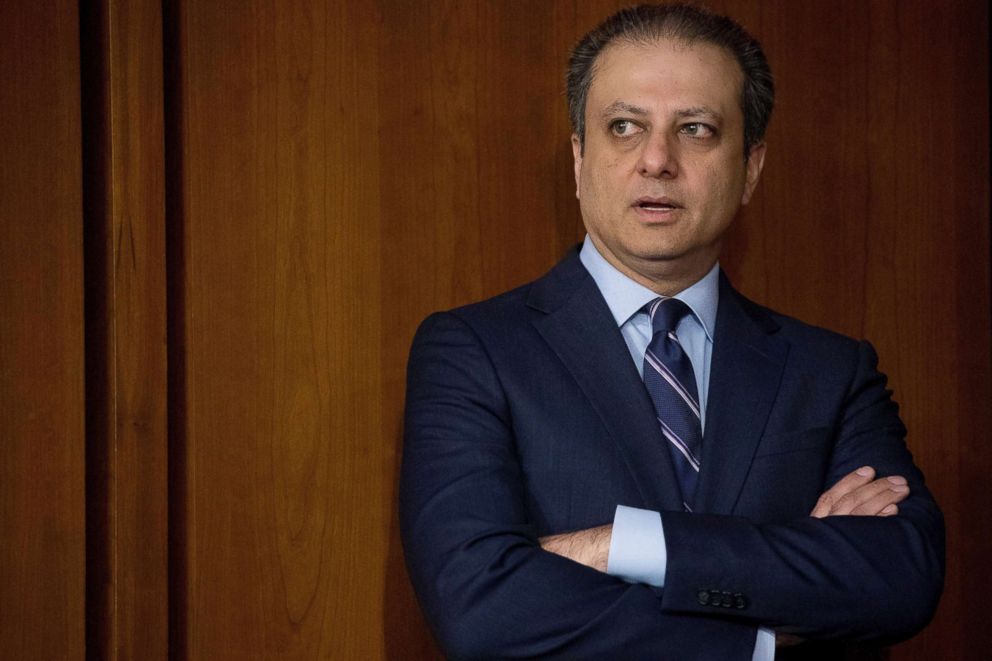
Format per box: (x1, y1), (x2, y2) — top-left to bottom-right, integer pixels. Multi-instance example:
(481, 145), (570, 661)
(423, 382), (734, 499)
(882, 504), (897, 514)
(887, 476), (907, 485)
(892, 485), (910, 493)
(856, 466), (873, 476)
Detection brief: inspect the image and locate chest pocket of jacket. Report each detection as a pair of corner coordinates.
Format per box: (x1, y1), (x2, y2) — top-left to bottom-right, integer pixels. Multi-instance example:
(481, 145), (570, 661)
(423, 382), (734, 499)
(753, 426), (832, 458)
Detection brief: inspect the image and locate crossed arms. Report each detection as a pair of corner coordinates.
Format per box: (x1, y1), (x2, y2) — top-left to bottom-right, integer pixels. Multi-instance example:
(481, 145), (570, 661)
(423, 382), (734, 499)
(540, 464), (913, 573)
(400, 311), (945, 660)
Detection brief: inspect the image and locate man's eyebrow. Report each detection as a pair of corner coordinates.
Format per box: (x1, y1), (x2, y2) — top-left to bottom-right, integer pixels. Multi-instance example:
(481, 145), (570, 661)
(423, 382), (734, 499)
(600, 102), (724, 123)
(675, 106), (723, 122)
(601, 101), (649, 117)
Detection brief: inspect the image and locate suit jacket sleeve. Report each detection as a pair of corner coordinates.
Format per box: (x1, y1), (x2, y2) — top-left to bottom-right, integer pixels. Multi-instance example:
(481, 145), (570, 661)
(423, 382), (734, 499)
(660, 340), (945, 643)
(400, 311), (759, 660)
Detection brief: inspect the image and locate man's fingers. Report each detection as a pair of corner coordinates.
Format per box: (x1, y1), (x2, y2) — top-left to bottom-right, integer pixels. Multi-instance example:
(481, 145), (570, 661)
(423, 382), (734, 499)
(849, 479), (909, 515)
(831, 476), (908, 516)
(811, 467), (910, 518)
(810, 466), (875, 518)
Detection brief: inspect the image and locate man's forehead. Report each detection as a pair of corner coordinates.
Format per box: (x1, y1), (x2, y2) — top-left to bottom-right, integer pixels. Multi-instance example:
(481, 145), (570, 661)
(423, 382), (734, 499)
(587, 38), (744, 108)
(597, 38), (740, 77)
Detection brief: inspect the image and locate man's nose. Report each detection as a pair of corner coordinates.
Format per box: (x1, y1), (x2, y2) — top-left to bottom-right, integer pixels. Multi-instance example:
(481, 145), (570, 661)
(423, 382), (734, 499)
(636, 131), (678, 179)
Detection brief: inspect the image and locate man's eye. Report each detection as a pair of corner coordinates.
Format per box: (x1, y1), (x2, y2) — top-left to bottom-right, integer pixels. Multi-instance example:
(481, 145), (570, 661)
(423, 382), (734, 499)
(610, 120), (639, 136)
(681, 123), (715, 138)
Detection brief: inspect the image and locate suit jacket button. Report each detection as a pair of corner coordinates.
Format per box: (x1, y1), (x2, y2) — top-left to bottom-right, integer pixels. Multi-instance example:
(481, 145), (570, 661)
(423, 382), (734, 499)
(720, 591), (733, 607)
(697, 590), (710, 605)
(734, 593), (748, 609)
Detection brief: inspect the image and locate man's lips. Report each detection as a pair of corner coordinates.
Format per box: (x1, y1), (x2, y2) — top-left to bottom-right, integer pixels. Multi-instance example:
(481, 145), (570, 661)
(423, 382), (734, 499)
(632, 196), (682, 212)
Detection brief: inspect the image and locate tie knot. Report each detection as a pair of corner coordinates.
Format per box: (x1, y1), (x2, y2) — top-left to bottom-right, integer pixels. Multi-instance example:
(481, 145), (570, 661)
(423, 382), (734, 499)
(647, 297), (692, 335)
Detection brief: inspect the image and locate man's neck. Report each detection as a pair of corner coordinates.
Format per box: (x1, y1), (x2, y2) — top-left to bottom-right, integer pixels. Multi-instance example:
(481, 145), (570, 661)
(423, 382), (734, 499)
(587, 237), (718, 297)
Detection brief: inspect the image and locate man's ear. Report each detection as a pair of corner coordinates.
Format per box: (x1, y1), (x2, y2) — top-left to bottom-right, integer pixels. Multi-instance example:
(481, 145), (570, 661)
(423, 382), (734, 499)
(571, 133), (583, 200)
(741, 141), (767, 205)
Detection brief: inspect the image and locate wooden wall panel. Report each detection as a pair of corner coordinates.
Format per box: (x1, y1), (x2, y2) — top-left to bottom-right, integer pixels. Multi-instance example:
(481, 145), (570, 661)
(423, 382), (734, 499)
(174, 0), (388, 657)
(0, 1), (86, 659)
(81, 0), (169, 658)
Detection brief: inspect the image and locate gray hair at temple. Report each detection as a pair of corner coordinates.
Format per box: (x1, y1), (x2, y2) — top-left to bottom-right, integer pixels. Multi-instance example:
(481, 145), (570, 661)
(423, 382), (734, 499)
(566, 3), (775, 159)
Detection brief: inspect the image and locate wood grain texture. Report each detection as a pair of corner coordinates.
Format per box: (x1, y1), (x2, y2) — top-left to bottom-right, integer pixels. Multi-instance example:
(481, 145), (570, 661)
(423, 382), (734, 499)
(0, 1), (86, 659)
(81, 0), (170, 658)
(173, 0), (389, 657)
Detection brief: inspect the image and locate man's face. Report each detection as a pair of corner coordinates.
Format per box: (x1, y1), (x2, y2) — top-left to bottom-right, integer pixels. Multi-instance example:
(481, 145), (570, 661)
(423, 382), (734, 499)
(573, 38), (765, 292)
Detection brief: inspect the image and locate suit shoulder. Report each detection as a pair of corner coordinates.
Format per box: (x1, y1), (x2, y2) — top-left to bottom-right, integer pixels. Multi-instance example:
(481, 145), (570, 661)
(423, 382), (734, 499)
(774, 309), (862, 348)
(730, 290), (876, 375)
(452, 281), (536, 320)
(737, 291), (864, 347)
(416, 249), (587, 337)
(411, 280), (540, 350)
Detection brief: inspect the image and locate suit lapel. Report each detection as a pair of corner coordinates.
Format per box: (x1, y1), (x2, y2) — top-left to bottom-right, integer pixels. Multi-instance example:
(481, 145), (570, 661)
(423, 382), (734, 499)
(528, 253), (684, 512)
(695, 275), (789, 515)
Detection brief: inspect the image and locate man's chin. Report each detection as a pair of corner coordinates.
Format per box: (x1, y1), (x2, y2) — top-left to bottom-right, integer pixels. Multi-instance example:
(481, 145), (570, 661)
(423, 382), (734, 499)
(625, 248), (720, 282)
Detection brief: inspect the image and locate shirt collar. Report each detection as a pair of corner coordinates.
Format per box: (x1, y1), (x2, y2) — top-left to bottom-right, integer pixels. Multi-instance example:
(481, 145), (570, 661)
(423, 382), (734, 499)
(578, 235), (719, 341)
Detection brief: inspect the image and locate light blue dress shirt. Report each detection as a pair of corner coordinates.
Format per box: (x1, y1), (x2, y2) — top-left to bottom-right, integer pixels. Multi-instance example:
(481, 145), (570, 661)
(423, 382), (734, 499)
(579, 236), (776, 661)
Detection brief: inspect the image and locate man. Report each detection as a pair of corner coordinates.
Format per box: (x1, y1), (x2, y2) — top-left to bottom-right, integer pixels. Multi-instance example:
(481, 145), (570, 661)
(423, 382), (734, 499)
(400, 4), (944, 660)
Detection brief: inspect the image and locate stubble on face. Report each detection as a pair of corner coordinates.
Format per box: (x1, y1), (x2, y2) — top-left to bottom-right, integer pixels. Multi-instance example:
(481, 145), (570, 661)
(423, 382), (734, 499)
(573, 38), (765, 295)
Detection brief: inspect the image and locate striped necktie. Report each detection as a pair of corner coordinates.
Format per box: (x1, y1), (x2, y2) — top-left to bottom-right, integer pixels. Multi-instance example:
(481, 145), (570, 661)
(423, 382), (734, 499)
(642, 297), (702, 511)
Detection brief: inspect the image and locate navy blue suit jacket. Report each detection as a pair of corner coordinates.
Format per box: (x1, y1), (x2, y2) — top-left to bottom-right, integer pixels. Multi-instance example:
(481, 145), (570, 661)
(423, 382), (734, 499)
(400, 250), (943, 660)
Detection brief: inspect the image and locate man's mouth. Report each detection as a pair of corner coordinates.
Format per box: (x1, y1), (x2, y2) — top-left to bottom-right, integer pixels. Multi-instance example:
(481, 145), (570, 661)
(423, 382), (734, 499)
(633, 196), (681, 212)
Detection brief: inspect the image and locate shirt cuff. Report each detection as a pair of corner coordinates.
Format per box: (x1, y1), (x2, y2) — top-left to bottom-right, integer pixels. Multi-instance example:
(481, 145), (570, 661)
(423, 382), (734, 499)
(753, 627), (775, 660)
(606, 505), (666, 587)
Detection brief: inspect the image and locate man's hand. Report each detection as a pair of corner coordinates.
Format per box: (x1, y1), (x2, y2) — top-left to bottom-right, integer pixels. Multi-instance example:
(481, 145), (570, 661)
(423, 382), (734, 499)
(539, 524), (612, 571)
(810, 466), (909, 518)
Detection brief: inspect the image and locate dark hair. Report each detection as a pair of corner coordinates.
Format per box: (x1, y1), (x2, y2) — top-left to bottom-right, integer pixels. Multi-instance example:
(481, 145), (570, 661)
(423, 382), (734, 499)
(566, 3), (774, 158)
